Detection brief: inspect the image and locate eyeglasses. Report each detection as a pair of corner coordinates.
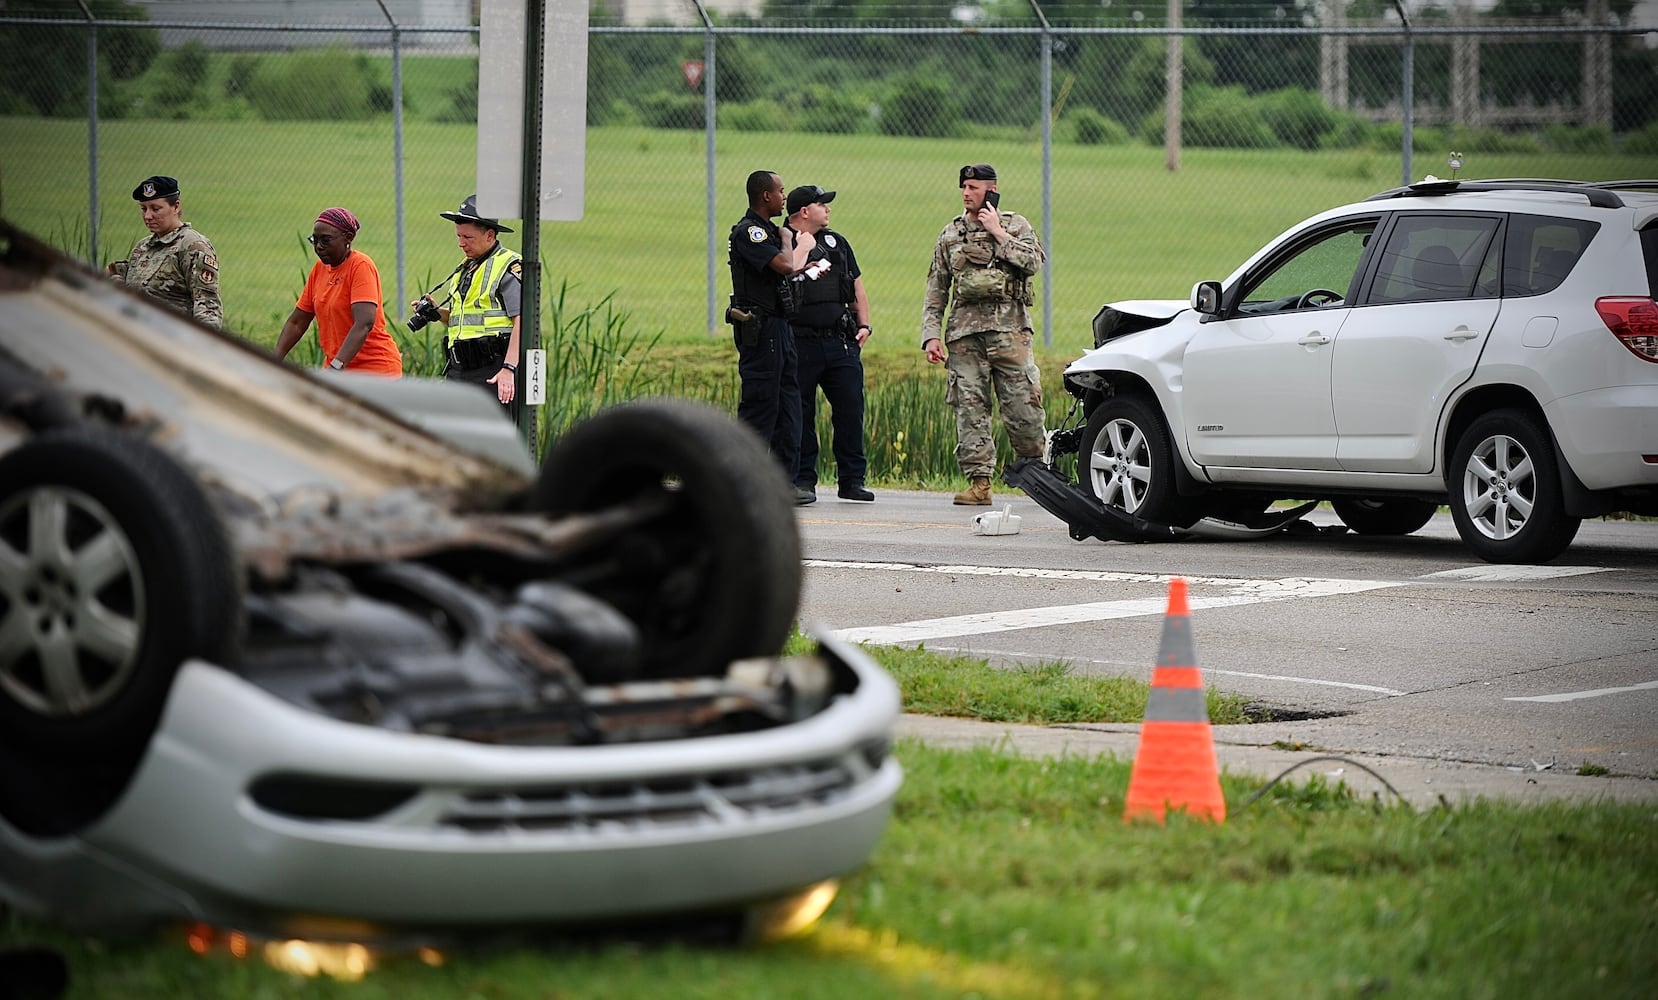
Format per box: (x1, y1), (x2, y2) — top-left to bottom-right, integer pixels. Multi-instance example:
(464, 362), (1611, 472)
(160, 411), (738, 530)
(307, 234), (341, 247)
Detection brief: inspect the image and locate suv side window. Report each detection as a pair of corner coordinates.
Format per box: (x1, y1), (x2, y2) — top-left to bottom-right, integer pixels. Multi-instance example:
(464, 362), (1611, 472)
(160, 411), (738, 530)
(1369, 215), (1500, 305)
(1236, 220), (1376, 316)
(1502, 214), (1600, 297)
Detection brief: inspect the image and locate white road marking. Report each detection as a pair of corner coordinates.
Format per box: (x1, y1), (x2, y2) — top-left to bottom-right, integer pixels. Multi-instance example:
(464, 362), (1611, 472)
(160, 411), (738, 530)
(1421, 565), (1612, 582)
(811, 562), (1400, 644)
(1504, 680), (1658, 703)
(1203, 668), (1406, 696)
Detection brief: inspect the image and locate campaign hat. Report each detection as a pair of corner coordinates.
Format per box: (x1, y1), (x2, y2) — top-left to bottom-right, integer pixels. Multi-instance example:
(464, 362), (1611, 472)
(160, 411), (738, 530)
(440, 194), (514, 233)
(786, 185), (836, 216)
(132, 175), (180, 201)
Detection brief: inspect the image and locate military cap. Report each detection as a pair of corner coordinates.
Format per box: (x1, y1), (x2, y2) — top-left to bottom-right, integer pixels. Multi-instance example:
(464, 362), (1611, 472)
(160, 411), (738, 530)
(958, 163), (997, 187)
(440, 194), (514, 233)
(132, 175), (180, 201)
(786, 184), (836, 216)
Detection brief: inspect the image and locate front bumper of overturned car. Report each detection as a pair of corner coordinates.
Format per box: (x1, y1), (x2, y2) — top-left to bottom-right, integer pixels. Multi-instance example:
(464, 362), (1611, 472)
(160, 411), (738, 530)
(0, 634), (902, 934)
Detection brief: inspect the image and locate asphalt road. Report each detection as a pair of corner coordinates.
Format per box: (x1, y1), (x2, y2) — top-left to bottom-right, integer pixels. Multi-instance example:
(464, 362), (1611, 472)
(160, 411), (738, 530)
(795, 490), (1658, 780)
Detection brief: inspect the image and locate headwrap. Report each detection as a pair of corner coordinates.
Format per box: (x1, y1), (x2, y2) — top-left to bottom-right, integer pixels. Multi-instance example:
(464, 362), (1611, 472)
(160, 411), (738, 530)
(315, 207), (360, 237)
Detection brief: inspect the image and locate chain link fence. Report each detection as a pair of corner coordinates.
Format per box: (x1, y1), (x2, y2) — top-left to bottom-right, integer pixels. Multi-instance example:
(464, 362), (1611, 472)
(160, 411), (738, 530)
(2, 0), (1654, 354)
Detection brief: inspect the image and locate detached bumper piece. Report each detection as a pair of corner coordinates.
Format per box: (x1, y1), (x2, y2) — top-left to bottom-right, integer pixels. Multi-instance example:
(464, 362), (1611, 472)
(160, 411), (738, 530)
(1003, 458), (1181, 543)
(1003, 459), (1323, 543)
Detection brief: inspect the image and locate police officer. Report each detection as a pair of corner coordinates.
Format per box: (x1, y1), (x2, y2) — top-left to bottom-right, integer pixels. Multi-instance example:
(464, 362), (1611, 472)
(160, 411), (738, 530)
(921, 163), (1047, 506)
(416, 195), (523, 418)
(785, 185), (874, 504)
(728, 170), (814, 495)
(107, 174), (222, 328)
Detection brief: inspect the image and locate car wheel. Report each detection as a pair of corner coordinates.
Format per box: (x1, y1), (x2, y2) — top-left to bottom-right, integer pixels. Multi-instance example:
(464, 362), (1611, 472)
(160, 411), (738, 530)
(1331, 498), (1439, 536)
(1448, 410), (1581, 564)
(1080, 395), (1198, 527)
(0, 428), (241, 757)
(535, 399), (801, 678)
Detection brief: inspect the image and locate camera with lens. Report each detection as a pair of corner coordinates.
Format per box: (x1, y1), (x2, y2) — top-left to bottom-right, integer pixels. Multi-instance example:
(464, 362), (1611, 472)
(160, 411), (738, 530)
(407, 298), (443, 333)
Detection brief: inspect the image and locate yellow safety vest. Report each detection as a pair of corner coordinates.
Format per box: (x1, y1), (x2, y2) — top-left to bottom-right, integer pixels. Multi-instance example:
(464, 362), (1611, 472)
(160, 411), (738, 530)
(446, 245), (521, 341)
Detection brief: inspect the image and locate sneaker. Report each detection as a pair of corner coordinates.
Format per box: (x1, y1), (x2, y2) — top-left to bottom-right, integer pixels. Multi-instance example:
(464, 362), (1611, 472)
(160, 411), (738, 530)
(795, 486), (817, 506)
(838, 483), (875, 502)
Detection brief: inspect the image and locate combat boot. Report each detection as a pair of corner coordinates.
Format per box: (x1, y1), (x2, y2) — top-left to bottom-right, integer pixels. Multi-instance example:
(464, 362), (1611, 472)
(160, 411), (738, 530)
(953, 477), (993, 506)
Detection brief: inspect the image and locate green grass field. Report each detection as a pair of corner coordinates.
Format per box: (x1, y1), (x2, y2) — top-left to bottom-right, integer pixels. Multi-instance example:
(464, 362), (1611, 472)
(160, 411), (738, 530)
(5, 741), (1652, 999)
(5, 115), (1650, 354)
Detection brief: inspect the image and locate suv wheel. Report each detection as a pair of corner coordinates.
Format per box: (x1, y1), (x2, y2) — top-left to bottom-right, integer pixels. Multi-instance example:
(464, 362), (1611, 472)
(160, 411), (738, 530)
(1331, 499), (1439, 536)
(1448, 409), (1581, 564)
(1081, 396), (1197, 527)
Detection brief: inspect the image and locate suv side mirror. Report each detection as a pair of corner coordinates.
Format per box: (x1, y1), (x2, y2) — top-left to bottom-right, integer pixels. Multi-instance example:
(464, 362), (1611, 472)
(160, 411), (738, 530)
(1191, 280), (1222, 316)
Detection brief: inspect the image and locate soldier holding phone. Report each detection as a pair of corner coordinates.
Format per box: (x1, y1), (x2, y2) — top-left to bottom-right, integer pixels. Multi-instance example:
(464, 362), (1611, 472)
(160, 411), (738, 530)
(920, 163), (1047, 506)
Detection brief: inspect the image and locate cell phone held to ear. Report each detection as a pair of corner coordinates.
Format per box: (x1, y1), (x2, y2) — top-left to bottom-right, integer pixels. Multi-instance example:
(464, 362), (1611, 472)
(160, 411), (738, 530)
(984, 190), (1000, 210)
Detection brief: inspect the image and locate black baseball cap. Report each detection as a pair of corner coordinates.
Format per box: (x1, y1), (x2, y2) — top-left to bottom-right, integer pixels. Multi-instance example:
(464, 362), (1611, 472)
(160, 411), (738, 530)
(958, 163), (997, 187)
(786, 185), (836, 215)
(132, 175), (179, 201)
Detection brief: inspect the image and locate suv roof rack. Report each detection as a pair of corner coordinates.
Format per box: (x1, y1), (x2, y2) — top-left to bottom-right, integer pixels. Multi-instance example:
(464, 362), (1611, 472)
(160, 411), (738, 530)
(1363, 178), (1637, 209)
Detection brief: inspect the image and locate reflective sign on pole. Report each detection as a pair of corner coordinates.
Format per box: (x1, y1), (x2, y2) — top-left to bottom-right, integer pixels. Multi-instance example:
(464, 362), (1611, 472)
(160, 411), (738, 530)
(525, 349), (546, 406)
(476, 0), (587, 222)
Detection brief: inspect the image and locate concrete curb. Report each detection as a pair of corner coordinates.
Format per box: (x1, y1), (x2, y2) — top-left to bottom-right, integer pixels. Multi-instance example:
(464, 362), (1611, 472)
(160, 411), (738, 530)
(897, 714), (1658, 808)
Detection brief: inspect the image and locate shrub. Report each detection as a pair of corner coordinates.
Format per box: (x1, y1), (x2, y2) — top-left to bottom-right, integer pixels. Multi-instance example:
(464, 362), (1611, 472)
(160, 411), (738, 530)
(433, 67), (478, 124)
(635, 90), (703, 129)
(1319, 113), (1380, 150)
(1442, 125), (1542, 155)
(1141, 86), (1274, 149)
(1622, 122), (1658, 156)
(1543, 123), (1614, 155)
(1370, 122), (1450, 155)
(723, 99), (787, 132)
(247, 47), (378, 121)
(1258, 88), (1337, 151)
(1071, 107), (1130, 146)
(134, 40), (211, 119)
(880, 74), (959, 138)
(797, 91), (867, 135)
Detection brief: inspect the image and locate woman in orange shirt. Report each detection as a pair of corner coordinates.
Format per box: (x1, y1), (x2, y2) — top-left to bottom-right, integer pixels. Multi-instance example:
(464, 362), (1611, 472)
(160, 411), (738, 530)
(274, 207), (403, 377)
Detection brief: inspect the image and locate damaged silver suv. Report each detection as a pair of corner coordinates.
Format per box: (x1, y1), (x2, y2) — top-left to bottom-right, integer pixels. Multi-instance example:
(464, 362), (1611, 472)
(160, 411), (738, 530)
(1021, 179), (1658, 564)
(0, 222), (900, 943)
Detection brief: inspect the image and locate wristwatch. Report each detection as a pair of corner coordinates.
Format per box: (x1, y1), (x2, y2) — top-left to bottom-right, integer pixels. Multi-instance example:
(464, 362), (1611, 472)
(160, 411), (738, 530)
(328, 358), (345, 370)
(857, 324), (871, 334)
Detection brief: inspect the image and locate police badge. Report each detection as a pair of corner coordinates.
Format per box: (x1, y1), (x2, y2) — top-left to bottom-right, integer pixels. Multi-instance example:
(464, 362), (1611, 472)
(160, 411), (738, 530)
(824, 234), (837, 249)
(747, 226), (767, 243)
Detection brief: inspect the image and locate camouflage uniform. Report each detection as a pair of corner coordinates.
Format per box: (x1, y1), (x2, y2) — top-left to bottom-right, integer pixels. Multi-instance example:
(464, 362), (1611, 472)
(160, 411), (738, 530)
(920, 210), (1046, 478)
(116, 222), (222, 328)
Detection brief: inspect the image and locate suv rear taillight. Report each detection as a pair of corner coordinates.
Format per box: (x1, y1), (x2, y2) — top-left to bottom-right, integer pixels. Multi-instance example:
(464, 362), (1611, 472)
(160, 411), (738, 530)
(1596, 297), (1658, 362)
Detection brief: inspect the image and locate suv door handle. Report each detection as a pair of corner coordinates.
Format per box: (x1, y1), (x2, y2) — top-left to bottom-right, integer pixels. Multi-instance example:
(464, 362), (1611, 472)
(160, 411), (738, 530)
(1296, 333), (1332, 346)
(1443, 326), (1481, 342)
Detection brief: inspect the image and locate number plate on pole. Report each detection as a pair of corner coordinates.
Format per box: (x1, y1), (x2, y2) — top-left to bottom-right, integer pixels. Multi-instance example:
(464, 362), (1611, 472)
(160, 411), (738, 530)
(525, 349), (546, 406)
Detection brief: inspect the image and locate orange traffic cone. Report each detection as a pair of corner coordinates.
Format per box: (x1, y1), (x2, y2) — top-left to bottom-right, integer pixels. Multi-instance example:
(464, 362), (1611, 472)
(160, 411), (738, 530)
(1123, 577), (1227, 823)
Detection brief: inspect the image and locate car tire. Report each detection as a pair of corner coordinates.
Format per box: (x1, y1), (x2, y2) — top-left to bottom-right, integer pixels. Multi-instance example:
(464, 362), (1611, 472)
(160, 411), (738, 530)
(0, 427), (241, 758)
(1080, 395), (1199, 527)
(535, 399), (801, 678)
(1331, 498), (1439, 536)
(1448, 409), (1581, 564)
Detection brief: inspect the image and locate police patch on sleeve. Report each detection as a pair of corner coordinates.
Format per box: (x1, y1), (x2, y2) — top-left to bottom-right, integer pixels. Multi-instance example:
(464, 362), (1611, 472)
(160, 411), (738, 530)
(823, 234), (838, 249)
(747, 226), (767, 243)
(509, 260), (523, 279)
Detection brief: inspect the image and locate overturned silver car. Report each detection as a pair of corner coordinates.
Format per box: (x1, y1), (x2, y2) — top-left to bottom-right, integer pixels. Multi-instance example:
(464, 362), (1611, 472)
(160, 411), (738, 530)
(0, 222), (900, 942)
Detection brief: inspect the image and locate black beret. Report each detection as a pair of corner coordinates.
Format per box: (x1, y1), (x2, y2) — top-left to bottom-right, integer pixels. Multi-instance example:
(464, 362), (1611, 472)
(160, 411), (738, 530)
(132, 175), (179, 201)
(958, 163), (997, 187)
(786, 185), (836, 216)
